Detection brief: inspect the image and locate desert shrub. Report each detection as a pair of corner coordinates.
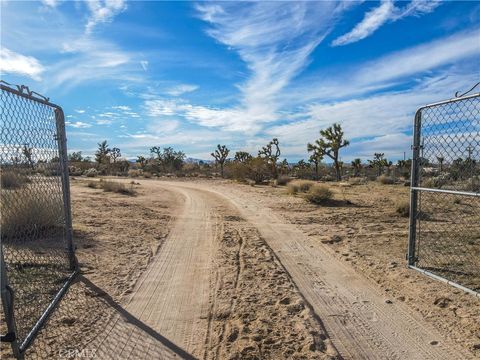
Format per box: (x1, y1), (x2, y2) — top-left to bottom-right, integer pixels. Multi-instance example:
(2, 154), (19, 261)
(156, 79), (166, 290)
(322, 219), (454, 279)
(1, 171), (28, 189)
(69, 166), (83, 176)
(128, 169), (142, 177)
(85, 168), (98, 177)
(276, 175), (292, 186)
(377, 175), (394, 185)
(101, 180), (135, 195)
(423, 175), (448, 188)
(305, 184), (333, 204)
(246, 179), (256, 187)
(287, 180), (315, 194)
(396, 201), (410, 217)
(1, 190), (63, 239)
(348, 177), (367, 185)
(143, 171), (152, 178)
(465, 176), (480, 192)
(87, 180), (98, 189)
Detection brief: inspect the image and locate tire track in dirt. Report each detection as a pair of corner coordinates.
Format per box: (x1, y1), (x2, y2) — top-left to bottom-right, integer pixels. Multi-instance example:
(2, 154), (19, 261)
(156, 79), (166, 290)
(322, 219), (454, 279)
(167, 181), (474, 360)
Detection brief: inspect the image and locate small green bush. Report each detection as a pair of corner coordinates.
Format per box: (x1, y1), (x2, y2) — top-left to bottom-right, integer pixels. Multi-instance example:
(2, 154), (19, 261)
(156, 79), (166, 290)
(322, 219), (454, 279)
(305, 184), (333, 204)
(377, 175), (394, 185)
(287, 180), (315, 194)
(395, 201), (410, 217)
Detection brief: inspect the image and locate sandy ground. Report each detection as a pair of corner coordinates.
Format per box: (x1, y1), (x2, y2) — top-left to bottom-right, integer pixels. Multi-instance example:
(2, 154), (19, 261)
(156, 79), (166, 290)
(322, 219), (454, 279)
(1, 178), (478, 359)
(194, 179), (479, 358)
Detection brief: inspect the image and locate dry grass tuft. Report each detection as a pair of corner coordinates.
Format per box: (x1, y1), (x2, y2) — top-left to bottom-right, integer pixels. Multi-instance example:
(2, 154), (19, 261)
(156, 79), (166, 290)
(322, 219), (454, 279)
(1, 171), (28, 189)
(276, 175), (292, 186)
(305, 184), (333, 204)
(86, 179), (136, 195)
(377, 175), (395, 185)
(101, 180), (136, 195)
(287, 180), (315, 194)
(1, 190), (63, 239)
(395, 200), (410, 217)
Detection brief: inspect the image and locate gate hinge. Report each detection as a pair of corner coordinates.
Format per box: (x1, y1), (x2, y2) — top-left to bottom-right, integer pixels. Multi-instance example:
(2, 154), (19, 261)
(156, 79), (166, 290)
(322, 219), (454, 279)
(0, 332), (16, 343)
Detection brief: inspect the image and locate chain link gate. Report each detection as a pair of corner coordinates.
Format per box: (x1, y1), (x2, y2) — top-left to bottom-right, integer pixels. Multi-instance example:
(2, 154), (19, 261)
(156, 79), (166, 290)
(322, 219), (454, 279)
(408, 91), (480, 297)
(0, 82), (77, 358)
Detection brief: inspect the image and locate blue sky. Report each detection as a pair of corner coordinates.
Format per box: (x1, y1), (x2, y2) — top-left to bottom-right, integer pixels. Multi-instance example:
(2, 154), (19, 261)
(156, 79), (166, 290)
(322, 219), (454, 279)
(1, 0), (479, 162)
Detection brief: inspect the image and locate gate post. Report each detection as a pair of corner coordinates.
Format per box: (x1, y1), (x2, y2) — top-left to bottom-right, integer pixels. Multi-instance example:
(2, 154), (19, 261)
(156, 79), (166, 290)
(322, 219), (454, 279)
(0, 247), (23, 359)
(407, 109), (422, 266)
(55, 108), (76, 271)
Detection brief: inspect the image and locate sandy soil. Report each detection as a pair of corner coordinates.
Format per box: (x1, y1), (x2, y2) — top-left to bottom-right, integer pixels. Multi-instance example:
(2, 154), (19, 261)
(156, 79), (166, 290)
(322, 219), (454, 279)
(1, 178), (176, 359)
(2, 178), (478, 359)
(195, 179), (479, 358)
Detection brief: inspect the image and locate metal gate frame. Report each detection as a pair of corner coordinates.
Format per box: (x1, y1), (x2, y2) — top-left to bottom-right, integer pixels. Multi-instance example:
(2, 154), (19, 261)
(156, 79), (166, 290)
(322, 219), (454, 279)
(407, 91), (480, 298)
(0, 81), (78, 358)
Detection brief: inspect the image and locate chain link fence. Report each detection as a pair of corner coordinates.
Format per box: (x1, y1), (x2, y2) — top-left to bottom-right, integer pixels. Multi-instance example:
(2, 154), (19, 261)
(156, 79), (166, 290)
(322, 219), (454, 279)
(1, 82), (77, 358)
(408, 92), (480, 295)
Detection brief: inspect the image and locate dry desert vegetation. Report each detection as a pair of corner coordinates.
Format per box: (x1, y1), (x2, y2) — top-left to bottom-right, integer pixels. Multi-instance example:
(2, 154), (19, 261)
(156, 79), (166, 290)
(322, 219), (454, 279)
(1, 175), (478, 360)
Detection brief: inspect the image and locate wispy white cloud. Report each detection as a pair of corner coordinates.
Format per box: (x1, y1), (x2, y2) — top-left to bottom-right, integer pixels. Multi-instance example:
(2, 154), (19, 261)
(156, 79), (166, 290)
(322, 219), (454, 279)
(195, 2), (347, 132)
(112, 105), (131, 111)
(266, 71), (474, 160)
(41, 0), (60, 8)
(332, 0), (441, 46)
(66, 121), (92, 128)
(0, 48), (45, 81)
(288, 28), (480, 104)
(75, 109), (86, 114)
(166, 84), (199, 96)
(85, 0), (127, 34)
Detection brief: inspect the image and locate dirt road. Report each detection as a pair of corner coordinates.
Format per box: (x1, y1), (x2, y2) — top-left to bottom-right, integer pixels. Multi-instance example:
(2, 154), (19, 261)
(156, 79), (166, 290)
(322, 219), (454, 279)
(93, 180), (472, 359)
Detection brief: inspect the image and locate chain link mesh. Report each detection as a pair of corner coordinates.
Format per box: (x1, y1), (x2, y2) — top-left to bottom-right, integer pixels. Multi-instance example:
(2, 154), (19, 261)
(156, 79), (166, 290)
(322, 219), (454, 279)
(413, 94), (480, 292)
(0, 86), (75, 353)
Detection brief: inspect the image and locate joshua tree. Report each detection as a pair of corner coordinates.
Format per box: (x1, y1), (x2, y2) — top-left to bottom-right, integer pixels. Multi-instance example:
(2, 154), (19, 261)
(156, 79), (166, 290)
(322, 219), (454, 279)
(234, 151), (252, 163)
(211, 144), (230, 177)
(351, 158), (362, 177)
(68, 151), (84, 163)
(22, 145), (34, 168)
(368, 153), (391, 176)
(150, 146), (185, 173)
(307, 144), (324, 179)
(95, 140), (111, 165)
(436, 156), (445, 172)
(258, 138), (281, 178)
(110, 147), (121, 164)
(309, 123), (349, 181)
(136, 155), (147, 169)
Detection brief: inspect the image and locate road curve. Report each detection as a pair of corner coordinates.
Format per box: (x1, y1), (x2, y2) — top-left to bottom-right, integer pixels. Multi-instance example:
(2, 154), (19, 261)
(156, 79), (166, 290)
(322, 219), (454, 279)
(93, 180), (472, 360)
(162, 181), (472, 360)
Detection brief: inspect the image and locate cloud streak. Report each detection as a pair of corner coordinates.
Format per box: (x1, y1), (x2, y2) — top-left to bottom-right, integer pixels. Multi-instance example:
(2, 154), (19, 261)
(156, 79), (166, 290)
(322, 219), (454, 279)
(195, 2), (346, 132)
(332, 0), (441, 46)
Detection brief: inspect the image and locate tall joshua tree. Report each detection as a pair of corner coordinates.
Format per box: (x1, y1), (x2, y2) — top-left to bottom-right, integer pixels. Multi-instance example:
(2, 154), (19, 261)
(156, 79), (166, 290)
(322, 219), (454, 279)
(309, 123), (349, 181)
(258, 138), (281, 178)
(307, 144), (323, 179)
(211, 144), (230, 178)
